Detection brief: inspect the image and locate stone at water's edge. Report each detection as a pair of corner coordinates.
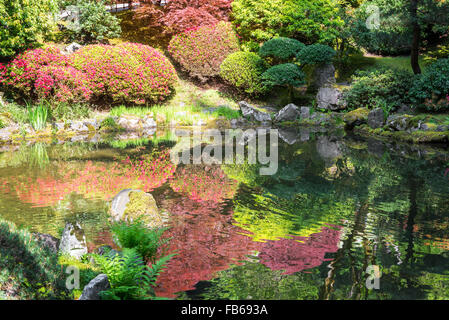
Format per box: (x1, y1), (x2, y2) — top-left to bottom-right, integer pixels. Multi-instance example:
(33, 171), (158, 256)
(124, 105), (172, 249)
(110, 189), (167, 229)
(59, 222), (88, 259)
(368, 108), (385, 129)
(239, 101), (272, 122)
(79, 274), (110, 300)
(274, 104), (299, 122)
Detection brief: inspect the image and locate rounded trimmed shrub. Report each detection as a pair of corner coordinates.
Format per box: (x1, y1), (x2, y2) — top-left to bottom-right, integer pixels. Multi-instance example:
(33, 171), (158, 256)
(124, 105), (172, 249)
(168, 21), (239, 81)
(296, 44), (336, 66)
(262, 63), (306, 88)
(409, 59), (449, 111)
(259, 37), (305, 64)
(220, 51), (268, 95)
(71, 42), (178, 104)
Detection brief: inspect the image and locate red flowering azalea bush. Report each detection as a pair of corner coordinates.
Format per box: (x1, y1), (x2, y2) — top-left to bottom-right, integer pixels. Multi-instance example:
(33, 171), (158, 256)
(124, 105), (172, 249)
(168, 22), (239, 81)
(71, 42), (178, 104)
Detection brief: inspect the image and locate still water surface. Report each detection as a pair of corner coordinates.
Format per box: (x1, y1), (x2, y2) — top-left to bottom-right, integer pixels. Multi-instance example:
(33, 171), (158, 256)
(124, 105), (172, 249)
(0, 128), (448, 300)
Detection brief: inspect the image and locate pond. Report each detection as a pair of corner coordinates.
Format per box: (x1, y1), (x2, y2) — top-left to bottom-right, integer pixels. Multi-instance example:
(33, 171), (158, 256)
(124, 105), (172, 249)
(0, 128), (448, 300)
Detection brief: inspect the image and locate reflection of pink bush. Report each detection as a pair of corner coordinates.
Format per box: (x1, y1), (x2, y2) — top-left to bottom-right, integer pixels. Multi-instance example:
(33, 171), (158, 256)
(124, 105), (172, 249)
(259, 226), (341, 274)
(0, 150), (176, 207)
(170, 165), (238, 203)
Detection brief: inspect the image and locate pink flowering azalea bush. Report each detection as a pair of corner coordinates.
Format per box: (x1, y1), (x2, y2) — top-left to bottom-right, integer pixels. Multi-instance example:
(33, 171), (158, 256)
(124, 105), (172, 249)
(0, 46), (90, 103)
(70, 42), (178, 104)
(168, 21), (239, 81)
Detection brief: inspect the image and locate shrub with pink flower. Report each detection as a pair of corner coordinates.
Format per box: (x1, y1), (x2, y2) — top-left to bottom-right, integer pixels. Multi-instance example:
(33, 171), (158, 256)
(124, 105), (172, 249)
(168, 21), (239, 81)
(70, 42), (178, 104)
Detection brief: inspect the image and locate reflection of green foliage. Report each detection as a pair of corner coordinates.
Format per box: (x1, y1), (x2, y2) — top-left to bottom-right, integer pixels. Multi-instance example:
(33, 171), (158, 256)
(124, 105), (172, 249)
(201, 262), (320, 300)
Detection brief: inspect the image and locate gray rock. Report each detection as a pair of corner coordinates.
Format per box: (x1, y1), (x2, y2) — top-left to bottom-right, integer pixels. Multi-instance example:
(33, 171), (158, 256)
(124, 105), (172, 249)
(62, 42), (82, 55)
(368, 108), (385, 129)
(33, 233), (60, 254)
(300, 106), (310, 119)
(110, 189), (166, 229)
(278, 128), (299, 145)
(59, 222), (88, 259)
(316, 87), (346, 111)
(274, 104), (299, 122)
(70, 121), (89, 133)
(239, 101), (272, 122)
(312, 63), (336, 89)
(79, 274), (110, 300)
(386, 114), (413, 131)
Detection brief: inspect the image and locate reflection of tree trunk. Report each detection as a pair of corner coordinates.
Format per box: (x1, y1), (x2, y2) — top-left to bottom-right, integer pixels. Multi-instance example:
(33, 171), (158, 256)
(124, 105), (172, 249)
(320, 202), (370, 300)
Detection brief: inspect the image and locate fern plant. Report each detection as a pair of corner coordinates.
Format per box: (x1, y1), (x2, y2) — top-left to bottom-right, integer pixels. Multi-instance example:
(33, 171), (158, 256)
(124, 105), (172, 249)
(91, 247), (176, 300)
(110, 218), (171, 264)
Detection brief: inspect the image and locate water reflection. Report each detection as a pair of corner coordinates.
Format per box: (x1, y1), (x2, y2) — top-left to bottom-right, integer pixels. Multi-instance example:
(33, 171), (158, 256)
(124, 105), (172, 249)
(0, 129), (448, 300)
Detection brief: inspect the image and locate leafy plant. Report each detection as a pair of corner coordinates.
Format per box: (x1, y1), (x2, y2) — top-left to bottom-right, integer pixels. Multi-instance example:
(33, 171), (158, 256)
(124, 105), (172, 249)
(110, 218), (171, 264)
(296, 44), (336, 66)
(0, 0), (58, 57)
(259, 37), (305, 64)
(58, 0), (121, 43)
(27, 101), (49, 130)
(220, 51), (268, 95)
(168, 21), (239, 82)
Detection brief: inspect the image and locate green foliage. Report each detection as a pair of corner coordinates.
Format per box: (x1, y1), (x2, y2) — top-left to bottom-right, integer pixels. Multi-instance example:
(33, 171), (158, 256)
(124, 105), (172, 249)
(231, 0), (344, 51)
(0, 0), (59, 57)
(110, 219), (171, 264)
(262, 63), (306, 88)
(27, 101), (49, 130)
(58, 0), (121, 43)
(343, 67), (415, 110)
(297, 44), (336, 66)
(220, 51), (269, 95)
(409, 58), (449, 111)
(259, 37), (305, 64)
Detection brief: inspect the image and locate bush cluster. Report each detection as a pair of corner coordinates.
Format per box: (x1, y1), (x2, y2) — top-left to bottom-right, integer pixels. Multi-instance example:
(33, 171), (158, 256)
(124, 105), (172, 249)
(0, 43), (178, 105)
(343, 67), (414, 110)
(409, 59), (449, 111)
(220, 51), (268, 95)
(168, 22), (239, 81)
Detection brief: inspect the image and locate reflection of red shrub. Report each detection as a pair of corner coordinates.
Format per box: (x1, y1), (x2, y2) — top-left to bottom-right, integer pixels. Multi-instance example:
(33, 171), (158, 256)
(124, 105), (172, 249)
(170, 165), (238, 203)
(154, 195), (262, 298)
(258, 226), (341, 274)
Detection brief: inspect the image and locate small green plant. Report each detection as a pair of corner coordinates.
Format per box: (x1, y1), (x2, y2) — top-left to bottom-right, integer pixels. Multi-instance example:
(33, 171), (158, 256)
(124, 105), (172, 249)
(27, 101), (49, 131)
(110, 218), (171, 264)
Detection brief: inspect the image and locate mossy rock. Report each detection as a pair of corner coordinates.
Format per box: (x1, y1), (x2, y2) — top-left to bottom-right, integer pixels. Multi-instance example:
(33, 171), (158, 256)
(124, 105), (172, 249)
(110, 189), (167, 229)
(343, 108), (369, 128)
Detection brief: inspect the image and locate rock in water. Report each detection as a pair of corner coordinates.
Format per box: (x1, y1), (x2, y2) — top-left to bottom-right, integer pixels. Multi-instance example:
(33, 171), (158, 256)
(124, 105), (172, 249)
(110, 189), (166, 229)
(79, 274), (110, 300)
(59, 222), (88, 259)
(274, 104), (299, 122)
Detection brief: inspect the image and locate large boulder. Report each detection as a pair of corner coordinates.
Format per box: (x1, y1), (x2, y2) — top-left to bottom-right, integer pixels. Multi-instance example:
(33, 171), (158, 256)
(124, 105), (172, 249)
(343, 108), (369, 128)
(59, 222), (88, 259)
(239, 101), (272, 122)
(274, 104), (299, 122)
(110, 189), (167, 229)
(312, 63), (336, 89)
(316, 87), (347, 111)
(368, 108), (385, 129)
(79, 274), (110, 300)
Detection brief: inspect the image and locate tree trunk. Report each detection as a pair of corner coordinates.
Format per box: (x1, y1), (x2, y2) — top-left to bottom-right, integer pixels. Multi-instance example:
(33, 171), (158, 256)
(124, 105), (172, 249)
(410, 0), (422, 74)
